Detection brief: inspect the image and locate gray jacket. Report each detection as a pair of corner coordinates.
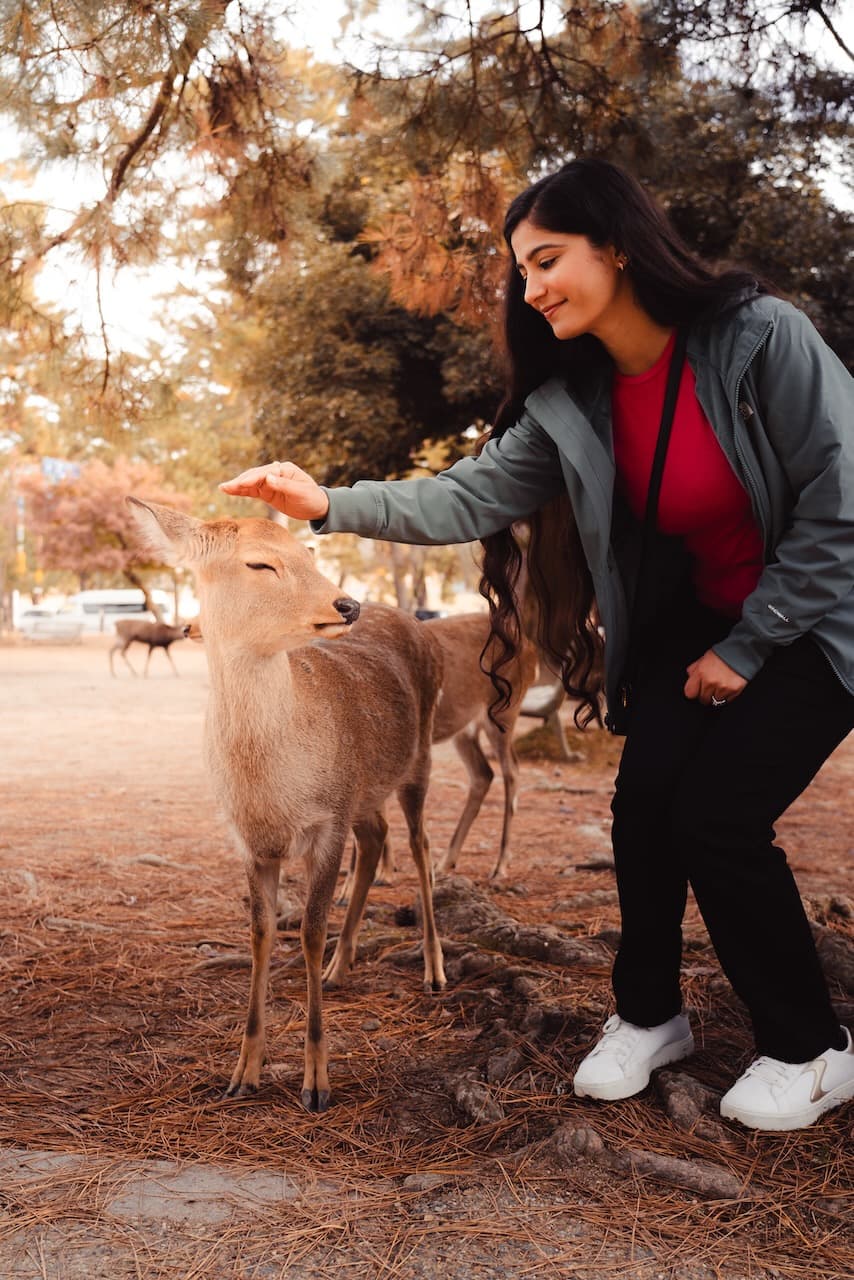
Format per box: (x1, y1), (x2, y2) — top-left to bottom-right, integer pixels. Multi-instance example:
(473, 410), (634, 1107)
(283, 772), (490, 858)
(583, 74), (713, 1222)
(314, 296), (854, 717)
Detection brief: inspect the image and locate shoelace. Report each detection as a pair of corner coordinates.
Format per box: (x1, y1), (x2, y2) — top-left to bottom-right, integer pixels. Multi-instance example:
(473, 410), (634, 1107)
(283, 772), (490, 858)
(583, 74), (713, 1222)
(593, 1015), (646, 1063)
(739, 1055), (804, 1093)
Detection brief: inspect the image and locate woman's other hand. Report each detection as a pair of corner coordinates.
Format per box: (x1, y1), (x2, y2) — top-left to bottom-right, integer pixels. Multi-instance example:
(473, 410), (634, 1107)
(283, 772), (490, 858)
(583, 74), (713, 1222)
(684, 650), (747, 707)
(219, 462), (330, 521)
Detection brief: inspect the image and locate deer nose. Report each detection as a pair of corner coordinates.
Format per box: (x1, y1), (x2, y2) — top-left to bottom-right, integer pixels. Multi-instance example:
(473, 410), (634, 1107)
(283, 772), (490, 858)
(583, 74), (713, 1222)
(334, 596), (360, 625)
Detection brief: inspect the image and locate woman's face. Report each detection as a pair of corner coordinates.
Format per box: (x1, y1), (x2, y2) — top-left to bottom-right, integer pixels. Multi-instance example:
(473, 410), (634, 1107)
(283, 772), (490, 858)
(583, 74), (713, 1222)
(509, 217), (628, 342)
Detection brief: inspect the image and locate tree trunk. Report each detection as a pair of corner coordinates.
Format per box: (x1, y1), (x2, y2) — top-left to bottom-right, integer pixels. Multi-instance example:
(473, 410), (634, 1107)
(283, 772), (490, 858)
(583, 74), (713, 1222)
(123, 568), (163, 621)
(387, 544), (411, 611)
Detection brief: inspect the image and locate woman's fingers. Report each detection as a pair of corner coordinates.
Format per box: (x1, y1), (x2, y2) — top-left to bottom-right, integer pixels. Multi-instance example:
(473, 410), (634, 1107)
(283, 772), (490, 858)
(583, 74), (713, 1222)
(219, 462), (329, 521)
(684, 649), (748, 706)
(220, 463), (285, 495)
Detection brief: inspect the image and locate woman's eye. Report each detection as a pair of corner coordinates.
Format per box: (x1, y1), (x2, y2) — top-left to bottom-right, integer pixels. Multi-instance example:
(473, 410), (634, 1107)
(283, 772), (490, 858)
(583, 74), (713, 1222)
(245, 562), (276, 572)
(538, 257), (556, 271)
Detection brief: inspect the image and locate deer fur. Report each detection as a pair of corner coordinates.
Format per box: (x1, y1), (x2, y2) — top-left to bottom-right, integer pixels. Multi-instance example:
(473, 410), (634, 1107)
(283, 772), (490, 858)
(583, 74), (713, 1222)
(427, 613), (538, 878)
(109, 619), (187, 677)
(126, 497), (445, 1113)
(340, 612), (538, 899)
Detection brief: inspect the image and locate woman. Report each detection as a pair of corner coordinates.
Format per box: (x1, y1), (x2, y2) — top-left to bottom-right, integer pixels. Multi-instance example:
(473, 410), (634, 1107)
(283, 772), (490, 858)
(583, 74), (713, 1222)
(221, 158), (854, 1132)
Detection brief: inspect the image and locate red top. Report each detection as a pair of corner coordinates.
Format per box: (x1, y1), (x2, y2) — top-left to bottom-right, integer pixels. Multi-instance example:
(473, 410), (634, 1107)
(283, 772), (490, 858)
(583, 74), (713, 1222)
(612, 333), (764, 618)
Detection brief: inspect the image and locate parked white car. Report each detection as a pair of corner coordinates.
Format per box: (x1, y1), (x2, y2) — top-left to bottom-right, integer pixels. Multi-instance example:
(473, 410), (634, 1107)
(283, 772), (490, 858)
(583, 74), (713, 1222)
(69, 589), (173, 633)
(17, 607), (85, 642)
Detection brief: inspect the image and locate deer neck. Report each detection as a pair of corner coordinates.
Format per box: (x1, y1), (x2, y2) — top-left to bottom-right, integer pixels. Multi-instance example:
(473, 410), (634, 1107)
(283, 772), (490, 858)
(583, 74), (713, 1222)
(205, 640), (298, 744)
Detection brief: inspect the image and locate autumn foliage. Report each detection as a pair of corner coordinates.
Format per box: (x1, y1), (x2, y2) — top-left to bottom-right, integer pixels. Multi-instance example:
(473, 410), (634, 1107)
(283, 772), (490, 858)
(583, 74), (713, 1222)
(19, 458), (190, 596)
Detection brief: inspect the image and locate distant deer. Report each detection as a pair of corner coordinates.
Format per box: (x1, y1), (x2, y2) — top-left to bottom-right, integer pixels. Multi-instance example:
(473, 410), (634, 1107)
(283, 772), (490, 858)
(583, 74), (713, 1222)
(109, 619), (187, 677)
(126, 498), (445, 1113)
(340, 612), (538, 899)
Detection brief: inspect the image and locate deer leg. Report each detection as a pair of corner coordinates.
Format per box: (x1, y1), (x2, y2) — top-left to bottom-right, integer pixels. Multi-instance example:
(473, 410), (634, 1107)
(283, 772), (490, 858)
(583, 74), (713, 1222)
(434, 728), (493, 874)
(324, 811), (387, 988)
(115, 643), (137, 676)
(300, 847), (343, 1113)
(144, 645), (154, 677)
(376, 830), (396, 885)
(336, 837), (358, 907)
(397, 783), (446, 992)
(485, 723), (520, 879)
(337, 817), (394, 908)
(164, 645), (180, 676)
(226, 858), (280, 1098)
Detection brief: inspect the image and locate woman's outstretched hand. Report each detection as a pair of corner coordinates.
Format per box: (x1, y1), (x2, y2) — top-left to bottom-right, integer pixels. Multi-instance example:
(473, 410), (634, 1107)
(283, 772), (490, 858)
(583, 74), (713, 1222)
(219, 461), (330, 522)
(684, 649), (747, 708)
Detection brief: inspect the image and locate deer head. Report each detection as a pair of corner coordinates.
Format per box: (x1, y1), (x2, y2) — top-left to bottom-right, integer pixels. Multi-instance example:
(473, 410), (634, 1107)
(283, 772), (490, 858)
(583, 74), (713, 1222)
(126, 498), (359, 656)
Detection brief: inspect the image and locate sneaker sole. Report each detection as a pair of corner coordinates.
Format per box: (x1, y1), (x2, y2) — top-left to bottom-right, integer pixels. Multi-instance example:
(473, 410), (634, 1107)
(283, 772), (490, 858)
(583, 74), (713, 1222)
(573, 1033), (695, 1101)
(720, 1078), (854, 1132)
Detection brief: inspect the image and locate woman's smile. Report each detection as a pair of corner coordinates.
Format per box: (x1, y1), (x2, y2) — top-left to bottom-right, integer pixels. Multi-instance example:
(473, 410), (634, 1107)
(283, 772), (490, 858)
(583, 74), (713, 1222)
(539, 299), (565, 320)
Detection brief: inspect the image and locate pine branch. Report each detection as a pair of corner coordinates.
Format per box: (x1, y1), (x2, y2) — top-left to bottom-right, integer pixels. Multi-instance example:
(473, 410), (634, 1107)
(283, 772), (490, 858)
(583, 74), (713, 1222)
(808, 1), (854, 62)
(14, 0), (231, 277)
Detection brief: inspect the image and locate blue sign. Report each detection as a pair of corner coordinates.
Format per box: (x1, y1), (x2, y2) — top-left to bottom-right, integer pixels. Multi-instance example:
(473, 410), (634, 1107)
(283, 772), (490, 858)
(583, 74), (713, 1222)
(41, 457), (81, 483)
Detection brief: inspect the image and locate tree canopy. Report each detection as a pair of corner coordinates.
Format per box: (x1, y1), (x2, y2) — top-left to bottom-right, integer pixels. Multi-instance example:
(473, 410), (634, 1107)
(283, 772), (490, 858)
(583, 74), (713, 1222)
(1, 0), (851, 604)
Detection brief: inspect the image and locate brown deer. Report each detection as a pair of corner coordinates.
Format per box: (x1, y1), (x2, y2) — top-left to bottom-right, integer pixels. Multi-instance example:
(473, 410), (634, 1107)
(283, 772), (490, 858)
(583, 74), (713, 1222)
(126, 498), (445, 1112)
(109, 619), (187, 677)
(427, 613), (539, 878)
(339, 612), (539, 901)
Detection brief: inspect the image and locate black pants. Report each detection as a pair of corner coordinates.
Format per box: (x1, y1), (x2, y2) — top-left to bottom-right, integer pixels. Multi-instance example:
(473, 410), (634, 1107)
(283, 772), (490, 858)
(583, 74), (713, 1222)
(610, 600), (854, 1062)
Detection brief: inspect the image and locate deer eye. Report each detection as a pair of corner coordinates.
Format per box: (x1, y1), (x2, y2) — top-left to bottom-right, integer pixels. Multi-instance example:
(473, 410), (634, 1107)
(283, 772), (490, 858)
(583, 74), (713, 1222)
(245, 562), (276, 572)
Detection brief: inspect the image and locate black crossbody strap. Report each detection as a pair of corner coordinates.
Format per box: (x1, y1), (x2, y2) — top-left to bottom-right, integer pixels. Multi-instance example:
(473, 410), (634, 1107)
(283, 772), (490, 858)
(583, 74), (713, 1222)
(622, 328), (688, 698)
(641, 327), (688, 538)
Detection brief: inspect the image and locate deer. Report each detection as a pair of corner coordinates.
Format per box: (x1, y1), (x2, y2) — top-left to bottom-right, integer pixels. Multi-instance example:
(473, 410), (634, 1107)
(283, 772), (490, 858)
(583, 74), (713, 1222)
(126, 498), (445, 1113)
(339, 612), (539, 901)
(109, 618), (188, 677)
(427, 613), (539, 878)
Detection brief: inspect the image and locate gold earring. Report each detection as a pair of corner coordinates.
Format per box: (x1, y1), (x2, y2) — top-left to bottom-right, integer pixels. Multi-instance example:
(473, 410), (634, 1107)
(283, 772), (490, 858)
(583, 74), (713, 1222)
(616, 255), (628, 271)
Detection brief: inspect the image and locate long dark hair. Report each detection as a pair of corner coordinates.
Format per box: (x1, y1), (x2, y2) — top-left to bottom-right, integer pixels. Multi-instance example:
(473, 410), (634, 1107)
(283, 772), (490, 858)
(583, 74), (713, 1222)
(479, 157), (769, 727)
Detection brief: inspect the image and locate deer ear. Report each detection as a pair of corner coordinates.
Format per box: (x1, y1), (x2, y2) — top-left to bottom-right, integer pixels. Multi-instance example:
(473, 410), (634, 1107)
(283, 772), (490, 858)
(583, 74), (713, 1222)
(126, 497), (201, 565)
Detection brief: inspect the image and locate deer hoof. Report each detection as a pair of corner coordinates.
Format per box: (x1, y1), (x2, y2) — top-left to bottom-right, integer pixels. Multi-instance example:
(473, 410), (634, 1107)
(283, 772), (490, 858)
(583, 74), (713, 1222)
(224, 1080), (258, 1100)
(301, 1086), (330, 1113)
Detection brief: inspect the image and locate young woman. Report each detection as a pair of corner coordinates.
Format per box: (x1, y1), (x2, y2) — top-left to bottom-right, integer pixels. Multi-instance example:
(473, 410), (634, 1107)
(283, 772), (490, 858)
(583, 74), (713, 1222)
(221, 158), (854, 1132)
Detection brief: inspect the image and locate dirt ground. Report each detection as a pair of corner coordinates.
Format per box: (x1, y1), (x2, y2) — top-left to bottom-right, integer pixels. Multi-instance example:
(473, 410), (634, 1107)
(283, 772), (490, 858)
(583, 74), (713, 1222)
(0, 631), (851, 1280)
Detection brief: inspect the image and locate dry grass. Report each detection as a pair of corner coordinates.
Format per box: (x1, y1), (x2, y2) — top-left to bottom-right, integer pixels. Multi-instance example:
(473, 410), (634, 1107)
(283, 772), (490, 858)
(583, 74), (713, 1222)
(0, 840), (851, 1279)
(0, 639), (851, 1278)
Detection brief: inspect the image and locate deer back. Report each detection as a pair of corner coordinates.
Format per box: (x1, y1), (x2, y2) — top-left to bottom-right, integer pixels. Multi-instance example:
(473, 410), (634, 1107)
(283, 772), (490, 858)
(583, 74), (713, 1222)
(114, 619), (186, 645)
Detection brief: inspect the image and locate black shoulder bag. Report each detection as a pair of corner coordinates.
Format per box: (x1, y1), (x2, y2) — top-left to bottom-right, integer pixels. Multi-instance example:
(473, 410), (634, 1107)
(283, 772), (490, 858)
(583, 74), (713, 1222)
(612, 328), (688, 734)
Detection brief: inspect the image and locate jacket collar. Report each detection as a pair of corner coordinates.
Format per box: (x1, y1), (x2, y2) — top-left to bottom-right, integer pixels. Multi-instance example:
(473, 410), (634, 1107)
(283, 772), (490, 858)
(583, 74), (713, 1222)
(536, 294), (777, 428)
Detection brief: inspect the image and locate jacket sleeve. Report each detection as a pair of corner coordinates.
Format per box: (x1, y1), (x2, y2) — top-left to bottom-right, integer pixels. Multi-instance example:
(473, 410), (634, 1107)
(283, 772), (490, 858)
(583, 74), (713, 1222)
(310, 407), (564, 545)
(713, 306), (854, 679)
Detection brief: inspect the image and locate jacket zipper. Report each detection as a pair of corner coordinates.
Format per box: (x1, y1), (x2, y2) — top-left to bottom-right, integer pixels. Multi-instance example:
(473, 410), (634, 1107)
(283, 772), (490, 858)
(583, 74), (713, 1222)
(730, 322), (774, 554)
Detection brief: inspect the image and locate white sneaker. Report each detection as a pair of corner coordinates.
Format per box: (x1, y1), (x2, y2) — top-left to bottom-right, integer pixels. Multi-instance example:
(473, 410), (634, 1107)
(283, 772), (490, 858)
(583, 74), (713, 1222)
(720, 1027), (854, 1131)
(573, 1012), (694, 1101)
